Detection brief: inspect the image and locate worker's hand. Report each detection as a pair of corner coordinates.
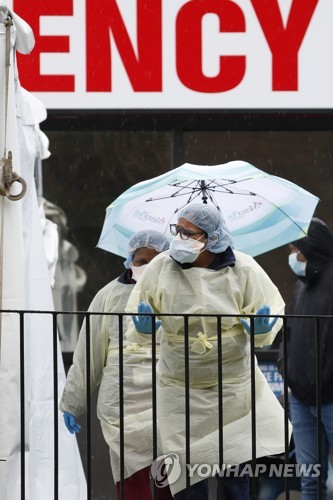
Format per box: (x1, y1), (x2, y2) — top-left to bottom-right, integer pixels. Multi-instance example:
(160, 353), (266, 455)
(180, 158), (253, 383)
(240, 305), (278, 335)
(63, 411), (81, 434)
(132, 302), (162, 335)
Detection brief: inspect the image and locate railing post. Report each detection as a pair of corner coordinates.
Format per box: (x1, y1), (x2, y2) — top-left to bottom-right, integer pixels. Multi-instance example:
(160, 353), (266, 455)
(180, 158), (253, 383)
(250, 316), (257, 499)
(52, 312), (59, 500)
(217, 315), (223, 498)
(151, 312), (158, 500)
(118, 314), (125, 500)
(315, 318), (322, 500)
(184, 315), (190, 498)
(282, 316), (290, 500)
(85, 313), (92, 500)
(20, 311), (25, 500)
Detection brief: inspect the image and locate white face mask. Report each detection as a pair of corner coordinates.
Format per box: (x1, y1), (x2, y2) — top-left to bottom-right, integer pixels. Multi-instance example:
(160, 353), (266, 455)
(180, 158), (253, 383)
(169, 234), (205, 264)
(288, 252), (307, 277)
(130, 263), (148, 281)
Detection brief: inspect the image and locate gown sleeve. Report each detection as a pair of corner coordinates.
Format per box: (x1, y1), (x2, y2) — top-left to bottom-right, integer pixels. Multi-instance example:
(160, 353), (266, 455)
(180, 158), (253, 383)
(59, 283), (113, 417)
(240, 255), (285, 347)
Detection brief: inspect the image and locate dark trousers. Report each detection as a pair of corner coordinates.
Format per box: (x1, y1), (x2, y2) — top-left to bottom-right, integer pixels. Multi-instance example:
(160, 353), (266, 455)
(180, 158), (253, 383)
(217, 474), (250, 500)
(173, 479), (209, 499)
(174, 463), (250, 500)
(116, 465), (173, 500)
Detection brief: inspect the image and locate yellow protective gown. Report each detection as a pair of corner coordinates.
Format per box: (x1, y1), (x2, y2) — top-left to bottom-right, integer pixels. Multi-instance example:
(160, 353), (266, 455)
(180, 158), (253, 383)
(125, 250), (289, 495)
(59, 276), (162, 483)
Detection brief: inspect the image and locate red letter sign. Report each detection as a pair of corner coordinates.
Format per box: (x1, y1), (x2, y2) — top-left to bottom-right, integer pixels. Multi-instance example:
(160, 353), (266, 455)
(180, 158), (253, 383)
(14, 0), (74, 92)
(86, 0), (162, 92)
(176, 0), (246, 93)
(251, 0), (319, 91)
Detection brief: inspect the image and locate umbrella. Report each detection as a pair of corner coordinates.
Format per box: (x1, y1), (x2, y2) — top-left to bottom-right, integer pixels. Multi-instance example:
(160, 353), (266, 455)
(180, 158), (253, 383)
(97, 161), (319, 258)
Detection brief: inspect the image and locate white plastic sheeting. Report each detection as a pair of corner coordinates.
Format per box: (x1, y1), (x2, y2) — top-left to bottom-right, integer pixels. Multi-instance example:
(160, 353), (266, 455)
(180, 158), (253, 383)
(0, 6), (86, 499)
(41, 199), (87, 352)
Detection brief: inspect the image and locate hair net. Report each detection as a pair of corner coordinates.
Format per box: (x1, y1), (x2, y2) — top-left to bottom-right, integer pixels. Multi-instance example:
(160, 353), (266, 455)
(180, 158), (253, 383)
(178, 203), (234, 253)
(124, 229), (170, 268)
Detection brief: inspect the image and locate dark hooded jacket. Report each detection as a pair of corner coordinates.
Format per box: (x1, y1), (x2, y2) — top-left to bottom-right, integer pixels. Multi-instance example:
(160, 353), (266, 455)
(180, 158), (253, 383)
(279, 218), (333, 405)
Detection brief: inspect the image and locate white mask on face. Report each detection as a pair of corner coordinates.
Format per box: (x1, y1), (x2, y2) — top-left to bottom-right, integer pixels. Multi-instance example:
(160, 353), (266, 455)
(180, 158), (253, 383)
(169, 235), (205, 264)
(288, 252), (307, 277)
(130, 263), (148, 281)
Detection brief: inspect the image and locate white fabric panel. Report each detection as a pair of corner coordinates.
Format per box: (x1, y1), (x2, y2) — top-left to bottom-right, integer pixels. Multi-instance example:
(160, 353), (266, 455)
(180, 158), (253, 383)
(0, 9), (86, 499)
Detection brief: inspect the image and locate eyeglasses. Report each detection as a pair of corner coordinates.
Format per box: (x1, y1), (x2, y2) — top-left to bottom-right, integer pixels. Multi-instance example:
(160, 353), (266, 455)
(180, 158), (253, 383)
(170, 224), (206, 241)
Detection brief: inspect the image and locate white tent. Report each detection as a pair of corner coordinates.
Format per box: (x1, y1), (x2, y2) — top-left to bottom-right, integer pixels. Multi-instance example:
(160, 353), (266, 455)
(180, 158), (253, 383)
(0, 6), (86, 499)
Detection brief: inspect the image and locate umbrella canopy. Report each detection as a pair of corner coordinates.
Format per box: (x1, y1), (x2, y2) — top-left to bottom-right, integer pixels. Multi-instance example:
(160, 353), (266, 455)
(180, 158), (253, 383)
(97, 161), (319, 258)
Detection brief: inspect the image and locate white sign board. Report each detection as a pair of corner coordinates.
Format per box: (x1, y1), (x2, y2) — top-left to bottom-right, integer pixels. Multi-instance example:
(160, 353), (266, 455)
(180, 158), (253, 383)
(8, 0), (332, 109)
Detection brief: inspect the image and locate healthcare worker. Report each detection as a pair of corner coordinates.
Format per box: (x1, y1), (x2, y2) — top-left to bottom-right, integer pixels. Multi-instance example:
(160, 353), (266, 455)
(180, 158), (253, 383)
(59, 230), (172, 500)
(125, 204), (288, 499)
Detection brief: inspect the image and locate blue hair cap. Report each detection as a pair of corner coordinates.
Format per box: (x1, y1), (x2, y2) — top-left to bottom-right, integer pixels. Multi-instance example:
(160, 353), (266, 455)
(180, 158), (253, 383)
(179, 203), (234, 253)
(124, 230), (170, 268)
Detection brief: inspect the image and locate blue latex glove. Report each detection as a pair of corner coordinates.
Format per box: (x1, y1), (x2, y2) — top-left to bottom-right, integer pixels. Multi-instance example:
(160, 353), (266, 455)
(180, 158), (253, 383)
(132, 302), (162, 334)
(63, 411), (81, 434)
(240, 305), (278, 335)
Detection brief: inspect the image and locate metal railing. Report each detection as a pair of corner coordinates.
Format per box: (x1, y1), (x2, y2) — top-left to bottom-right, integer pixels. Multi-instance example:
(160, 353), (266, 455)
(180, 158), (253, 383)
(1, 309), (332, 500)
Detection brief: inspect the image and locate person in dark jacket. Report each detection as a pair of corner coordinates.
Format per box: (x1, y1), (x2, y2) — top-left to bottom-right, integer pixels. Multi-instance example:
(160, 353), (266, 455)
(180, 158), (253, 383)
(278, 217), (333, 499)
